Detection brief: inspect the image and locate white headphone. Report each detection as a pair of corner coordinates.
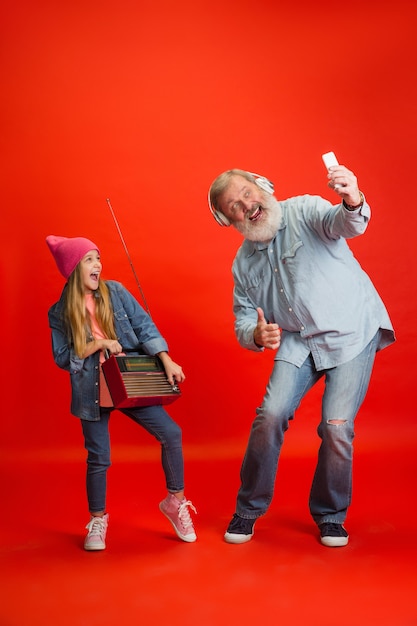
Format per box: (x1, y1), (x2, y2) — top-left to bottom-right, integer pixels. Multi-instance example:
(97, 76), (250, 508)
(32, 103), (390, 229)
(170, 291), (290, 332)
(208, 171), (275, 227)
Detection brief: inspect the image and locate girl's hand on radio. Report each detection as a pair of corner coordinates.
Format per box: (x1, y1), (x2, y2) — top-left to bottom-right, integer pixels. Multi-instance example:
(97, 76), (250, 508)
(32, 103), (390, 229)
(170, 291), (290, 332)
(157, 352), (185, 384)
(82, 338), (122, 358)
(101, 339), (123, 354)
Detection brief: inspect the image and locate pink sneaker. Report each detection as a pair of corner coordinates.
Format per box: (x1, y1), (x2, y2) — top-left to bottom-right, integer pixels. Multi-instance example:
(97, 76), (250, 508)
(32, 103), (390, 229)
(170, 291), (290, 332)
(159, 493), (197, 542)
(84, 514), (109, 551)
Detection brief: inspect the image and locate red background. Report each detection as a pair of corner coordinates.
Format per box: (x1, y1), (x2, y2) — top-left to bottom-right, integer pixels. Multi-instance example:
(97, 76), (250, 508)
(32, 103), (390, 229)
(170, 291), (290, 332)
(1, 3), (417, 625)
(1, 0), (416, 455)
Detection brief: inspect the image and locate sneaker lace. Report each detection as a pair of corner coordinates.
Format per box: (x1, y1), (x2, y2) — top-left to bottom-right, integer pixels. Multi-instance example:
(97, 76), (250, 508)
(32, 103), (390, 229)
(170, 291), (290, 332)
(321, 522), (347, 537)
(178, 500), (197, 531)
(229, 514), (254, 534)
(86, 517), (106, 537)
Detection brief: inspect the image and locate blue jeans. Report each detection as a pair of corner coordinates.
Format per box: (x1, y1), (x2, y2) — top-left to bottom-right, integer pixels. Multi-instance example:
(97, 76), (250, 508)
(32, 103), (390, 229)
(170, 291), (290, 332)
(81, 405), (184, 513)
(235, 330), (381, 525)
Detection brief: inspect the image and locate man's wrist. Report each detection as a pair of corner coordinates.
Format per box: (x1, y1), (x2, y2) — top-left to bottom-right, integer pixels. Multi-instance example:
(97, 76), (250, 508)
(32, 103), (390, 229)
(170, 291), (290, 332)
(343, 191), (364, 211)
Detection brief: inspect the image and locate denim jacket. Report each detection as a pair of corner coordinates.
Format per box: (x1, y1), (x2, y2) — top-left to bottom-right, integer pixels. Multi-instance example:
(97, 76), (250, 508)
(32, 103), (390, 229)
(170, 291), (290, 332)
(232, 195), (395, 370)
(48, 280), (169, 421)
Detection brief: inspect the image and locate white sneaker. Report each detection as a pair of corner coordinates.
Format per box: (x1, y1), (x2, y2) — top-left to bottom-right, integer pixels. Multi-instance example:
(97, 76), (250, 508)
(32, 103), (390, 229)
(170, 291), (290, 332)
(84, 514), (109, 551)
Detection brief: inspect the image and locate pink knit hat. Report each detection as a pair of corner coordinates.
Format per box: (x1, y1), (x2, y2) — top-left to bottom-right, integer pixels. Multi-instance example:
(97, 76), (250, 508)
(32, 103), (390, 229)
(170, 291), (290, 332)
(46, 235), (100, 279)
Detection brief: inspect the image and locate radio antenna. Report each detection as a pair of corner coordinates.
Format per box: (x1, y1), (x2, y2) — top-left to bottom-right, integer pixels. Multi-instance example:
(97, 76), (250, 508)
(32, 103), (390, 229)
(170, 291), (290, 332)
(106, 198), (152, 317)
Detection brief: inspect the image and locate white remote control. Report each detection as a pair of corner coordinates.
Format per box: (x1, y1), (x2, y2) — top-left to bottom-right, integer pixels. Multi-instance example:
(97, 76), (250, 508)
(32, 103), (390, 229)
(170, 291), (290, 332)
(322, 151), (339, 169)
(322, 151), (341, 188)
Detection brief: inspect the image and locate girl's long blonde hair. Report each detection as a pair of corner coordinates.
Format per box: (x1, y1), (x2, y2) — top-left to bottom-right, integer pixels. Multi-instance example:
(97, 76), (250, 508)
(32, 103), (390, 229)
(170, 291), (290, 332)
(64, 264), (117, 358)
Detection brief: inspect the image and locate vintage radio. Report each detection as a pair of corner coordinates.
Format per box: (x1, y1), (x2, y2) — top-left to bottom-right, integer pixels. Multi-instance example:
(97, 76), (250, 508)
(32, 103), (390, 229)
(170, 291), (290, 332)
(102, 354), (181, 409)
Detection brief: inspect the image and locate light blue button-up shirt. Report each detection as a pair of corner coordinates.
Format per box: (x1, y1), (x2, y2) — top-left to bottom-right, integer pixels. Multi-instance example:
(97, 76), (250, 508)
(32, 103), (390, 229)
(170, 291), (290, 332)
(232, 194), (395, 370)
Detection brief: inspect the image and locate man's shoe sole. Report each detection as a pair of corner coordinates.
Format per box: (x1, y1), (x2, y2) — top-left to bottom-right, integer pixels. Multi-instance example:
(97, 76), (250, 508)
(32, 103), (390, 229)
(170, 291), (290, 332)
(224, 531), (253, 544)
(320, 536), (349, 547)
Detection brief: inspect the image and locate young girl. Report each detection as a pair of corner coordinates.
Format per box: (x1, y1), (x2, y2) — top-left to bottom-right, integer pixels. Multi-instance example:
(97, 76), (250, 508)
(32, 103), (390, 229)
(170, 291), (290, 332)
(46, 235), (197, 550)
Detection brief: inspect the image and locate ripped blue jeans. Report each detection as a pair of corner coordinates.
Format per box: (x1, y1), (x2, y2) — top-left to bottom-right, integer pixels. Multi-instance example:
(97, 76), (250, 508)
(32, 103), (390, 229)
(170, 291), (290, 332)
(235, 330), (380, 525)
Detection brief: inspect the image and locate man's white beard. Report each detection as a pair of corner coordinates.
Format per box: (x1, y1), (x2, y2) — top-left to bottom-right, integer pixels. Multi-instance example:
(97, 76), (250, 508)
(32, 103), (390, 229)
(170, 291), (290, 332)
(234, 194), (283, 242)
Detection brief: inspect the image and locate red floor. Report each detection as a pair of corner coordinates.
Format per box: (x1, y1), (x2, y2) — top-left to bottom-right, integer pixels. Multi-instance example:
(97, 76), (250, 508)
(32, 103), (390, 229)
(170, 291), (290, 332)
(1, 430), (417, 626)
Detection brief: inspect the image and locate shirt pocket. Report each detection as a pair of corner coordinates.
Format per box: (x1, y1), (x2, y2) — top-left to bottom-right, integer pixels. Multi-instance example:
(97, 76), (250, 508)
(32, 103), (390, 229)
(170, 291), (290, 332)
(280, 240), (309, 284)
(113, 307), (133, 335)
(243, 271), (268, 306)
